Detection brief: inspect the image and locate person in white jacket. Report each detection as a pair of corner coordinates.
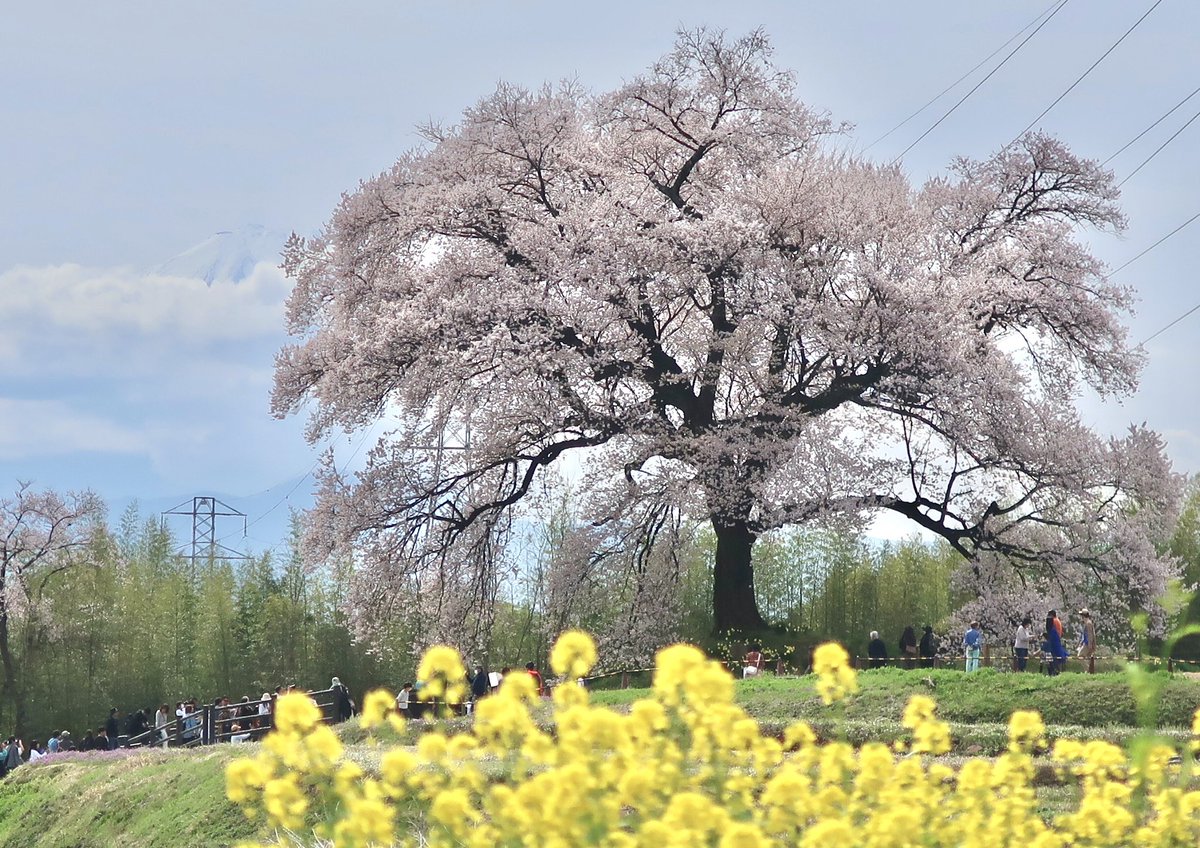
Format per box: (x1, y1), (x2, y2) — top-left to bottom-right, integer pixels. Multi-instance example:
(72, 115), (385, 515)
(154, 704), (170, 748)
(1013, 617), (1033, 672)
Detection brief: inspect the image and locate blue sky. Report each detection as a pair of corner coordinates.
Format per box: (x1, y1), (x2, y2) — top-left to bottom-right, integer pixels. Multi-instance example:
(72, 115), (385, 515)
(2, 1), (1197, 552)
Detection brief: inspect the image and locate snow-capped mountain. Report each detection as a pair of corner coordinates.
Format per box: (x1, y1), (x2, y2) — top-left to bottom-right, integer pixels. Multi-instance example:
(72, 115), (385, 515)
(152, 224), (287, 284)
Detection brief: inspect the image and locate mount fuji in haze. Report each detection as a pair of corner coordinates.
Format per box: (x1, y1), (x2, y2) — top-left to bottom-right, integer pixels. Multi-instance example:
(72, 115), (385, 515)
(152, 223), (289, 284)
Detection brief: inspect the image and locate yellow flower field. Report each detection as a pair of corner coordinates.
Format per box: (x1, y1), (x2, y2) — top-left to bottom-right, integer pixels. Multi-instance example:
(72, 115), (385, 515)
(227, 633), (1200, 847)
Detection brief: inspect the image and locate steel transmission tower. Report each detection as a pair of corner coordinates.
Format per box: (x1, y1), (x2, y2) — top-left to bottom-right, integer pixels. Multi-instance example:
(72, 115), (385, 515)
(161, 496), (249, 564)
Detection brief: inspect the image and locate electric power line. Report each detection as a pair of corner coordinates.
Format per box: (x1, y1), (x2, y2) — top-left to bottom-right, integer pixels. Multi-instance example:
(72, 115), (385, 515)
(1103, 84), (1200, 166)
(1117, 105), (1200, 187)
(1103, 210), (1200, 347)
(865, 0), (1063, 152)
(211, 427), (377, 548)
(1107, 210), (1200, 279)
(892, 0), (1071, 163)
(1013, 0), (1164, 139)
(211, 467), (317, 548)
(1140, 302), (1200, 347)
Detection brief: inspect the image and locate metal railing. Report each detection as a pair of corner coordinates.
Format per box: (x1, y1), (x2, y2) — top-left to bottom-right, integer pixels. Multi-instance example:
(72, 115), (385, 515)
(126, 688), (339, 749)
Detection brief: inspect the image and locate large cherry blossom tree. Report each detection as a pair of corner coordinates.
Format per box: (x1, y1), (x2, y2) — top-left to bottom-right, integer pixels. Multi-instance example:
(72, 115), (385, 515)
(274, 30), (1181, 635)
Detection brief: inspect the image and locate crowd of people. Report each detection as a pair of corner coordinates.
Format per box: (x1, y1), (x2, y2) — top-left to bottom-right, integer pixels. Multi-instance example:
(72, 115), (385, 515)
(860, 608), (1099, 674)
(0, 678), (368, 777)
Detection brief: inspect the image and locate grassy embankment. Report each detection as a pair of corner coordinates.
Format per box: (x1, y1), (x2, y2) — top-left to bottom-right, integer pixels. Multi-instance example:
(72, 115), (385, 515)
(1, 669), (1197, 846)
(0, 747), (256, 848)
(589, 667), (1200, 753)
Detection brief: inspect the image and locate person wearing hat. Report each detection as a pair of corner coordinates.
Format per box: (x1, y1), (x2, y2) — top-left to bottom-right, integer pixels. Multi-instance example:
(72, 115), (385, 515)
(1079, 609), (1097, 674)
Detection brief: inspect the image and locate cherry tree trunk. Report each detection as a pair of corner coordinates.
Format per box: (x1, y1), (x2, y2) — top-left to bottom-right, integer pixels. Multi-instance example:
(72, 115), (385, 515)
(712, 520), (767, 633)
(0, 612), (26, 737)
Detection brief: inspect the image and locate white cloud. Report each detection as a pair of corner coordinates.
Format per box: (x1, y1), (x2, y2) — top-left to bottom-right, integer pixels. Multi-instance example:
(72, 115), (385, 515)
(0, 259), (307, 492)
(0, 261), (291, 376)
(0, 398), (144, 459)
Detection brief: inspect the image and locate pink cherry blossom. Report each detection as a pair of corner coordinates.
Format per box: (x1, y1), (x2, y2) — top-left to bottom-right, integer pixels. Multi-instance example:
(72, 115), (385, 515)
(274, 29), (1182, 638)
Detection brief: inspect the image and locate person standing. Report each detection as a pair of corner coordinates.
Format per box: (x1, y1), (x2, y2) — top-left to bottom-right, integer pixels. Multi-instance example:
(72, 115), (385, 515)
(106, 708), (120, 750)
(155, 704), (170, 748)
(331, 677), (355, 722)
(962, 622), (982, 672)
(396, 683), (413, 718)
(6, 738), (22, 772)
(1045, 613), (1067, 675)
(918, 625), (937, 668)
(471, 666), (490, 699)
(1079, 608), (1097, 674)
(867, 631), (889, 669)
(526, 662), (545, 696)
(1014, 617), (1033, 672)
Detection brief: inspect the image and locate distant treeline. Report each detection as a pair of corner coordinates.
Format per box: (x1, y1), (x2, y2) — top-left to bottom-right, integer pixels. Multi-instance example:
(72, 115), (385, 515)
(11, 508), (414, 741)
(7, 476), (1198, 741)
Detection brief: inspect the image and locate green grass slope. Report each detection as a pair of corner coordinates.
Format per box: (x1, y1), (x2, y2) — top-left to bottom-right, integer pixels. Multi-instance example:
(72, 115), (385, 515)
(0, 748), (256, 848)
(593, 667), (1200, 727)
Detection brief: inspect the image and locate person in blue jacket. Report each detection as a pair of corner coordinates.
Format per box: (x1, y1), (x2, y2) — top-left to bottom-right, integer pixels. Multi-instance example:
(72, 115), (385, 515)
(962, 622), (983, 672)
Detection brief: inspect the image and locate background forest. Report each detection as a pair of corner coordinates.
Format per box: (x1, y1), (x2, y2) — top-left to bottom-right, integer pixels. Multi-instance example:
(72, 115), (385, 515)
(5, 477), (1196, 742)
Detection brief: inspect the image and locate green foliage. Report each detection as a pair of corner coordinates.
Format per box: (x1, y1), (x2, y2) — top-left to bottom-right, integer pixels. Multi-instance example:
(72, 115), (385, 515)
(4, 510), (418, 742)
(1169, 478), (1200, 660)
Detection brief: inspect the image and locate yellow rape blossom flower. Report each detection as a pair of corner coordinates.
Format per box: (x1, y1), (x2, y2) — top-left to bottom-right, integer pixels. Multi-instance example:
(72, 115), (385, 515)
(273, 691), (323, 735)
(225, 755), (273, 808)
(226, 641), (1200, 848)
(417, 645), (468, 704)
(262, 773), (307, 831)
(1008, 709), (1047, 754)
(360, 688), (398, 731)
(811, 641), (858, 705)
(550, 629), (599, 680)
(332, 794), (396, 848)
